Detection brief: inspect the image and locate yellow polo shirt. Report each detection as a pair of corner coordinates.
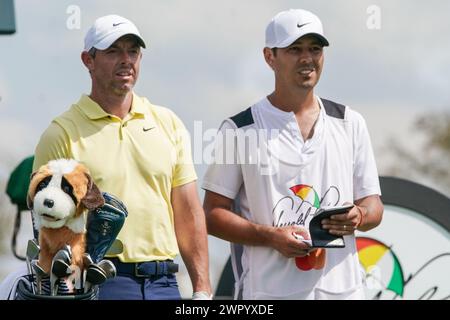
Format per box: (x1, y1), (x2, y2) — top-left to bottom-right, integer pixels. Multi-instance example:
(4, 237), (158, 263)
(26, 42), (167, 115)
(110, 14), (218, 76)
(33, 93), (197, 262)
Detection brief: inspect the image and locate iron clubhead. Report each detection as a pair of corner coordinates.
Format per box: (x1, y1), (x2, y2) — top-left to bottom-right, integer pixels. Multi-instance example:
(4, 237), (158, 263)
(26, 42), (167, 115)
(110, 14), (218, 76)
(51, 249), (72, 278)
(61, 244), (72, 259)
(82, 253), (93, 268)
(97, 259), (117, 279)
(54, 249), (71, 265)
(85, 264), (107, 285)
(51, 259), (72, 278)
(26, 239), (40, 261)
(31, 260), (47, 295)
(26, 239), (40, 294)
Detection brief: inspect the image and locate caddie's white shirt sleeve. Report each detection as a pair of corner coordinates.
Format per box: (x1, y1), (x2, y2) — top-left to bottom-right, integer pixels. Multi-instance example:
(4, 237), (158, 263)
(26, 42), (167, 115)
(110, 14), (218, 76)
(201, 120), (243, 200)
(350, 110), (381, 200)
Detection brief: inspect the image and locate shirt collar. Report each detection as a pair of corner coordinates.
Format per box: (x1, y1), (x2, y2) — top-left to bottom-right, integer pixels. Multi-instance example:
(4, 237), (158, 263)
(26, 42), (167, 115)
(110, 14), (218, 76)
(129, 93), (148, 117)
(76, 93), (148, 120)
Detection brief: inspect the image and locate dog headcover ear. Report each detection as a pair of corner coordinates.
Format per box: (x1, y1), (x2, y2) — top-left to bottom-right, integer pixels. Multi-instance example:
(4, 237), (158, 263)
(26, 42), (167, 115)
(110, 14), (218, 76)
(81, 174), (105, 210)
(27, 164), (53, 210)
(27, 172), (37, 210)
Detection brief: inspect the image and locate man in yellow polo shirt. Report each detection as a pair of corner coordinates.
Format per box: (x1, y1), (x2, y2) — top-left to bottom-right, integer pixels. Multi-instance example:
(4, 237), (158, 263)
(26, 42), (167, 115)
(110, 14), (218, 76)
(33, 14), (212, 300)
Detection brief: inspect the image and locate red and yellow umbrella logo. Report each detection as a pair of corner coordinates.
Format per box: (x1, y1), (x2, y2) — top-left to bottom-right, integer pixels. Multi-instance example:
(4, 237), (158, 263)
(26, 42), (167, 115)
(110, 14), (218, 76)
(356, 237), (405, 297)
(289, 184), (320, 209)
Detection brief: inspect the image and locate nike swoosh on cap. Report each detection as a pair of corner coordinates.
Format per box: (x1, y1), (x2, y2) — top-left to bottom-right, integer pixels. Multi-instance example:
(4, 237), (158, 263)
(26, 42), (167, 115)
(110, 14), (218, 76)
(112, 22), (126, 27)
(297, 22), (311, 28)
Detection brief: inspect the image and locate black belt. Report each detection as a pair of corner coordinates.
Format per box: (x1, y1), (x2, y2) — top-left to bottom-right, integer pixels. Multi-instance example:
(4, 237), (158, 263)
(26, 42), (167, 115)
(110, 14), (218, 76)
(106, 257), (179, 278)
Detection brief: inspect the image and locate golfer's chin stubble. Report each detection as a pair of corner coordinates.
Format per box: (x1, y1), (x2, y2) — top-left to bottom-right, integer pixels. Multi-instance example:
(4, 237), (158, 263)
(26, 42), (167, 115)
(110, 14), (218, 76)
(111, 80), (135, 95)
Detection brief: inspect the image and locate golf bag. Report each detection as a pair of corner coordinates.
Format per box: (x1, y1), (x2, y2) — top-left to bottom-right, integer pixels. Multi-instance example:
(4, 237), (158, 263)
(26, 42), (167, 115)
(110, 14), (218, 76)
(14, 275), (98, 300)
(13, 191), (128, 300)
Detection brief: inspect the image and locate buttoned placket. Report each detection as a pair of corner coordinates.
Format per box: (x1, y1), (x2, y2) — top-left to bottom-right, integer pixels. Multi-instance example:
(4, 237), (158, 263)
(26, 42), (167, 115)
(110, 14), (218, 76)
(106, 115), (127, 140)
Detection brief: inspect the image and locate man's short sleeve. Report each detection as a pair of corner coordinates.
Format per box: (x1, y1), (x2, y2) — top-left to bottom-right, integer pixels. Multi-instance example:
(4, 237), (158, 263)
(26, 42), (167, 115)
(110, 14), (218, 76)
(33, 121), (71, 171)
(351, 112), (381, 200)
(201, 120), (243, 200)
(171, 114), (198, 188)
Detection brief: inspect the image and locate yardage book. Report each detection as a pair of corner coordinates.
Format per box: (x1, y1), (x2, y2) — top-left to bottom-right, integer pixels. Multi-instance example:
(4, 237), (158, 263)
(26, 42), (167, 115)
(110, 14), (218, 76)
(295, 204), (354, 248)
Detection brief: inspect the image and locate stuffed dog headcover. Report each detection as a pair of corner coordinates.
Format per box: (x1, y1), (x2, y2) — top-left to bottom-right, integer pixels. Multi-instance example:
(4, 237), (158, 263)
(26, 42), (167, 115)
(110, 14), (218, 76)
(27, 159), (104, 273)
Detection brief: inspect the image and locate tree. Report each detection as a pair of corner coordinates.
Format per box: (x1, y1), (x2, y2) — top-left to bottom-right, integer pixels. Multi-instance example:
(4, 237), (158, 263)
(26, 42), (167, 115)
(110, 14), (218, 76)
(383, 112), (450, 196)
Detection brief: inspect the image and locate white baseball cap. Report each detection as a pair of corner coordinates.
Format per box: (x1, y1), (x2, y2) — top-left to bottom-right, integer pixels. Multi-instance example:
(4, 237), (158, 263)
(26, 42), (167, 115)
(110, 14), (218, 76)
(84, 14), (146, 51)
(265, 9), (329, 48)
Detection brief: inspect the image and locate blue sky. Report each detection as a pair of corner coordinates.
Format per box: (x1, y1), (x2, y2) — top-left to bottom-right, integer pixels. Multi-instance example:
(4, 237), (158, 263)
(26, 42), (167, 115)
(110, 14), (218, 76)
(1, 0), (449, 294)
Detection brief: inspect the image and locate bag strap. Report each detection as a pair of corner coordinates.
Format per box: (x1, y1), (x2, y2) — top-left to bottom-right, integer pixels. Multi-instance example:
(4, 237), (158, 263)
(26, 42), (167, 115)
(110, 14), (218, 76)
(11, 208), (26, 261)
